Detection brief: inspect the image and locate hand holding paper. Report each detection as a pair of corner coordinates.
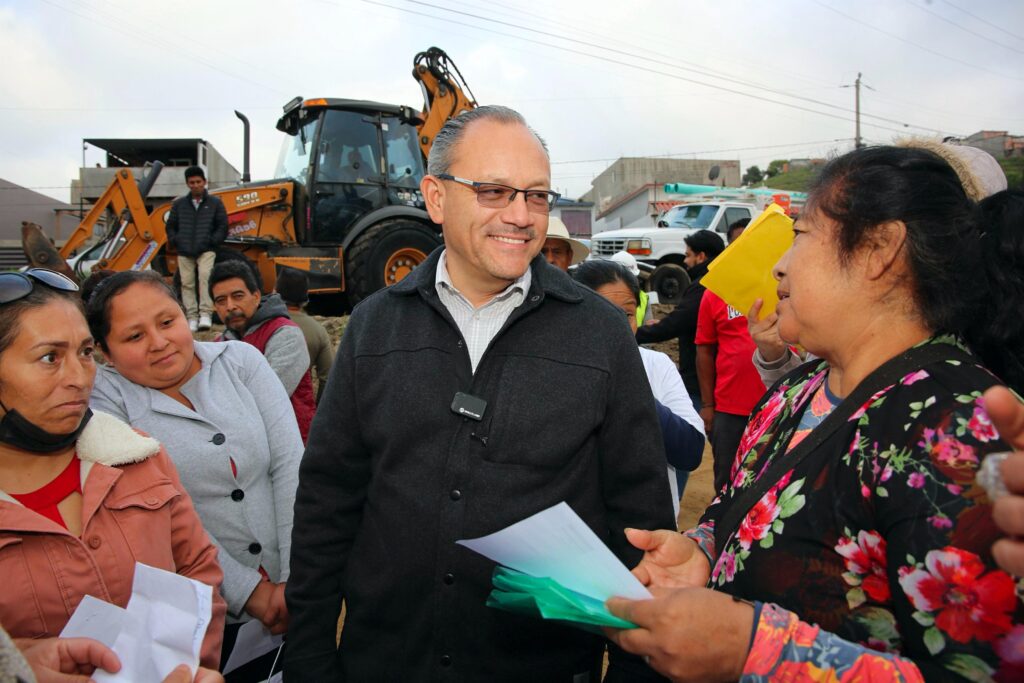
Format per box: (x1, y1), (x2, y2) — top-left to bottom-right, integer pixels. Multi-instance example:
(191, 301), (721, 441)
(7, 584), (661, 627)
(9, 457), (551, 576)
(457, 502), (651, 631)
(60, 563), (213, 683)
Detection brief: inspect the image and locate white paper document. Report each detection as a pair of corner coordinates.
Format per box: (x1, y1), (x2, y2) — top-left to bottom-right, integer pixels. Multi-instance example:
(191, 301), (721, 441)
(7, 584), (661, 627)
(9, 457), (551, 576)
(222, 619), (284, 675)
(457, 501), (652, 601)
(61, 562), (213, 682)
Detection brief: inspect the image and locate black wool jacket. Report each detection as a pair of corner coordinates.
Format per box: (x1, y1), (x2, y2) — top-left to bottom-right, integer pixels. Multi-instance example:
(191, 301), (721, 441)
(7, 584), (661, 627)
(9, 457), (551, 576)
(635, 261), (710, 397)
(164, 190), (228, 257)
(285, 249), (675, 682)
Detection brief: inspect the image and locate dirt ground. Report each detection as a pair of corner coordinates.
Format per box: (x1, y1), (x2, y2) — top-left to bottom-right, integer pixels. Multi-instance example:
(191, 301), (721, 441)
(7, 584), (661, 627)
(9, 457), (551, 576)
(303, 302), (715, 531)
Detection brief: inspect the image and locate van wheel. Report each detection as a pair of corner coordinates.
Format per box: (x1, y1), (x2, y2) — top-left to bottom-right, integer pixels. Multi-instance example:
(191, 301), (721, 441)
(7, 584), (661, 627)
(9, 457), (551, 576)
(346, 220), (441, 306)
(649, 263), (690, 305)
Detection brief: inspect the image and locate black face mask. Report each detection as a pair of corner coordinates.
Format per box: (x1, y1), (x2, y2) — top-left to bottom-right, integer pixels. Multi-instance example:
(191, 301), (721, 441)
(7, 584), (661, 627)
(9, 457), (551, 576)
(0, 402), (92, 454)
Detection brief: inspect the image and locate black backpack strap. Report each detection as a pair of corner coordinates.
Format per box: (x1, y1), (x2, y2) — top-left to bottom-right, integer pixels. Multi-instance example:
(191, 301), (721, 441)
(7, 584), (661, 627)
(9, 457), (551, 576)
(713, 342), (976, 555)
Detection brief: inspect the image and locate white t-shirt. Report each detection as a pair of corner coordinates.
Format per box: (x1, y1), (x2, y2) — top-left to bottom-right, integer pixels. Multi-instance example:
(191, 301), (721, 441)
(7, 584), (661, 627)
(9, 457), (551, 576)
(639, 346), (705, 518)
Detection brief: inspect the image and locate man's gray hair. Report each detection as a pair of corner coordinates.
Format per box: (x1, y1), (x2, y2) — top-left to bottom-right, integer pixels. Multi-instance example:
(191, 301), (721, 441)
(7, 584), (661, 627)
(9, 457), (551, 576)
(426, 105), (548, 177)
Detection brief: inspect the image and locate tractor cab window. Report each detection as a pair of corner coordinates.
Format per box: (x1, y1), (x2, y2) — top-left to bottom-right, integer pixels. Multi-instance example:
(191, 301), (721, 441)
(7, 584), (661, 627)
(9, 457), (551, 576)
(382, 117), (425, 189)
(315, 110), (383, 184)
(274, 118), (318, 183)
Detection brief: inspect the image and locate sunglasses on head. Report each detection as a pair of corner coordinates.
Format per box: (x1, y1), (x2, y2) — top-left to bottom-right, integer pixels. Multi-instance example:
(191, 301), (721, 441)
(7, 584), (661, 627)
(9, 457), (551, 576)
(0, 269), (79, 305)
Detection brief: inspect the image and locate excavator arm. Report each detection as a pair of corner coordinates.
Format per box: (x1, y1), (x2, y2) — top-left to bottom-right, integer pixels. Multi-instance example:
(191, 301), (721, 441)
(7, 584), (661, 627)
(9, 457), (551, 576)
(22, 165), (164, 283)
(412, 47), (478, 158)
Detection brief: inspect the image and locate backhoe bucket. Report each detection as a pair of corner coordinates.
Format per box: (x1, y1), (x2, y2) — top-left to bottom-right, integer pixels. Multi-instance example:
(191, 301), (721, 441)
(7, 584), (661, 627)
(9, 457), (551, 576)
(21, 222), (78, 283)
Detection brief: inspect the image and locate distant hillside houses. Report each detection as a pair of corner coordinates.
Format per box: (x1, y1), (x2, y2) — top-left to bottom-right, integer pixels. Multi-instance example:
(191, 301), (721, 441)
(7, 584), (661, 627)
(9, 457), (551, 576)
(963, 130), (1024, 159)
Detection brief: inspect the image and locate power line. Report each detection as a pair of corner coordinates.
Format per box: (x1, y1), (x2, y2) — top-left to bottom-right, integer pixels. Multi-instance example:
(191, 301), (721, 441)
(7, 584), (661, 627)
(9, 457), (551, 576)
(362, 0), (954, 138)
(903, 0), (1024, 55)
(36, 0), (287, 96)
(403, 0), (952, 135)
(812, 0), (1024, 83)
(453, 0), (1022, 127)
(551, 139), (851, 166)
(939, 0), (1024, 44)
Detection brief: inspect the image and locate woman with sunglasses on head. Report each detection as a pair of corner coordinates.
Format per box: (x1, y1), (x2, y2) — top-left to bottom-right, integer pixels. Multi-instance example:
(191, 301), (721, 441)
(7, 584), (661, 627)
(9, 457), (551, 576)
(0, 269), (226, 675)
(85, 270), (302, 682)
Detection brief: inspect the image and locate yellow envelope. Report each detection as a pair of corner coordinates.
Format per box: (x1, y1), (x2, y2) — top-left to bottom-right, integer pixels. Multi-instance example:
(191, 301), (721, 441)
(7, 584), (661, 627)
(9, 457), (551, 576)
(702, 204), (794, 318)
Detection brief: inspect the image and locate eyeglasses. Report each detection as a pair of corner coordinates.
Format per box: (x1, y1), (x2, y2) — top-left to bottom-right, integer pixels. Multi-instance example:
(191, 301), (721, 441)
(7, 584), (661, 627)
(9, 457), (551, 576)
(0, 269), (79, 305)
(436, 174), (561, 213)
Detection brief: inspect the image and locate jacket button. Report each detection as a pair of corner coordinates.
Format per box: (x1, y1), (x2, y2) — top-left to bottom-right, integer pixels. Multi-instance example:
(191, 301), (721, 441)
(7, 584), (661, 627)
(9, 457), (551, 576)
(211, 433), (226, 445)
(88, 536), (102, 549)
(248, 542), (262, 555)
(231, 489), (245, 501)
(443, 573), (454, 585)
(449, 489), (462, 501)
(440, 654), (452, 667)
(530, 295), (540, 302)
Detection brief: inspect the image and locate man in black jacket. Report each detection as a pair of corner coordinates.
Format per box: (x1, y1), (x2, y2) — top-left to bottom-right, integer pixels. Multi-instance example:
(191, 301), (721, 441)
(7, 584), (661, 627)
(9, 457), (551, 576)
(165, 166), (228, 331)
(285, 105), (675, 682)
(636, 229), (726, 405)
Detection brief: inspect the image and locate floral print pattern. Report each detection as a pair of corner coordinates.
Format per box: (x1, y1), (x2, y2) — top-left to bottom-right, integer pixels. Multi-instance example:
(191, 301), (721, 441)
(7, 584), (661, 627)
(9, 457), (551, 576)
(836, 529), (890, 607)
(743, 603), (925, 682)
(898, 547), (1016, 647)
(687, 338), (1022, 681)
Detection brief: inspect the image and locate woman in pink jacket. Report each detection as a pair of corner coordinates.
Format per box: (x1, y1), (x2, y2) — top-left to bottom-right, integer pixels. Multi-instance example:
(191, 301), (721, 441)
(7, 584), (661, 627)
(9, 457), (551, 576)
(0, 269), (226, 671)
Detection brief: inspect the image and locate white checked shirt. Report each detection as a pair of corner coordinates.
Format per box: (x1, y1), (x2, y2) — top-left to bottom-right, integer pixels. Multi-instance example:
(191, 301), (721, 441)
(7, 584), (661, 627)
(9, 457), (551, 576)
(434, 250), (531, 373)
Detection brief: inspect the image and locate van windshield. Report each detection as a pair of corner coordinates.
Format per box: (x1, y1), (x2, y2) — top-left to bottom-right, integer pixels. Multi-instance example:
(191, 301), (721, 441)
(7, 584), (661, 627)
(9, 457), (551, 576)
(662, 204), (718, 229)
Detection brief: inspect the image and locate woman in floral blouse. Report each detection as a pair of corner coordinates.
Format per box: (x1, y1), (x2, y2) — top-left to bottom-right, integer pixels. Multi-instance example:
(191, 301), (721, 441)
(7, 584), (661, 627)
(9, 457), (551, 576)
(604, 145), (1023, 682)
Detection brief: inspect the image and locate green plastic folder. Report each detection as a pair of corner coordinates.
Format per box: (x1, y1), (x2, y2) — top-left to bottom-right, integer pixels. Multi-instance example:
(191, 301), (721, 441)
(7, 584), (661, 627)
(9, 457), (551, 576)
(485, 566), (638, 635)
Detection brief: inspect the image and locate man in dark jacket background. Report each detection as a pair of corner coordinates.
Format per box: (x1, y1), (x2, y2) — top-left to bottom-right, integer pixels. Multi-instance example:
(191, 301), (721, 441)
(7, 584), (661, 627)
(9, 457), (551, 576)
(285, 105), (674, 682)
(636, 229), (726, 408)
(165, 165), (228, 332)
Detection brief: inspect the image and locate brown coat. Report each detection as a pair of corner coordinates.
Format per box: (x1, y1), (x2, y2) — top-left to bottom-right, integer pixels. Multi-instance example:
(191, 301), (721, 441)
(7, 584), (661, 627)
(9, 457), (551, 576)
(0, 411), (226, 669)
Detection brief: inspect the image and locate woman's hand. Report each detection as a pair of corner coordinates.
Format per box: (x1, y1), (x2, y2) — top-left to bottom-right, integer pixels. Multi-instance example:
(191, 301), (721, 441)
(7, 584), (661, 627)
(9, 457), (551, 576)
(747, 299), (787, 363)
(626, 528), (711, 589)
(244, 579), (289, 634)
(698, 406), (714, 437)
(983, 386), (1024, 575)
(264, 581), (290, 635)
(604, 587), (754, 683)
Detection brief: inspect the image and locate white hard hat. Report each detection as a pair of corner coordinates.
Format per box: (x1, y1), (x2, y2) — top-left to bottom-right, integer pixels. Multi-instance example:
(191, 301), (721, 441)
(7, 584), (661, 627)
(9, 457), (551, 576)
(610, 251), (640, 276)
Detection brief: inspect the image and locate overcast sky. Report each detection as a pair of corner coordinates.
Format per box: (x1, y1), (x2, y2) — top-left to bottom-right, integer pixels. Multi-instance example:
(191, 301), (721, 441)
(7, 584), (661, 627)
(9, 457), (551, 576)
(2, 0), (1022, 204)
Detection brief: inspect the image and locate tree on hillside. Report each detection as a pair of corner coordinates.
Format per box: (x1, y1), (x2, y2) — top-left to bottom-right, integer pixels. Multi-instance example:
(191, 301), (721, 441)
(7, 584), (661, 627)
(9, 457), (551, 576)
(766, 159), (787, 178)
(742, 165), (764, 185)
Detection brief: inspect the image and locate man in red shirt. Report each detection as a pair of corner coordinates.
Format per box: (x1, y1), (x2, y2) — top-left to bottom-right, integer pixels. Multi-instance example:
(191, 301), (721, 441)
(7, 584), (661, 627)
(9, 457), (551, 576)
(695, 219), (766, 492)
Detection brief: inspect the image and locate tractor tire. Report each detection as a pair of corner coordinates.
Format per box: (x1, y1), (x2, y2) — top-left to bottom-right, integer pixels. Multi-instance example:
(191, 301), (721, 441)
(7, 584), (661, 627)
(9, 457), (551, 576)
(345, 220), (441, 306)
(649, 263), (691, 305)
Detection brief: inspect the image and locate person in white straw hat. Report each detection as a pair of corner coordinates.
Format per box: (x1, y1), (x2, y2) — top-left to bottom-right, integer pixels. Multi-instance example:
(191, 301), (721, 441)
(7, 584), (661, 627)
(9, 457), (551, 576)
(541, 216), (590, 271)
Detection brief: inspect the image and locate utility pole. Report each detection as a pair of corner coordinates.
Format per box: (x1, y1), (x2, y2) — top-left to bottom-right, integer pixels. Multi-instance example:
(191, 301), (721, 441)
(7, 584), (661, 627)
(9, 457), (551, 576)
(842, 73), (874, 149)
(854, 72), (862, 149)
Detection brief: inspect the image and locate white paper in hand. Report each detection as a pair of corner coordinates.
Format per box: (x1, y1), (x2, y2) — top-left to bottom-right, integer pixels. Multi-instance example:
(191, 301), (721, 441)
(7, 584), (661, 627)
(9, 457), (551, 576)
(61, 562), (213, 682)
(222, 619), (284, 675)
(457, 501), (652, 601)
